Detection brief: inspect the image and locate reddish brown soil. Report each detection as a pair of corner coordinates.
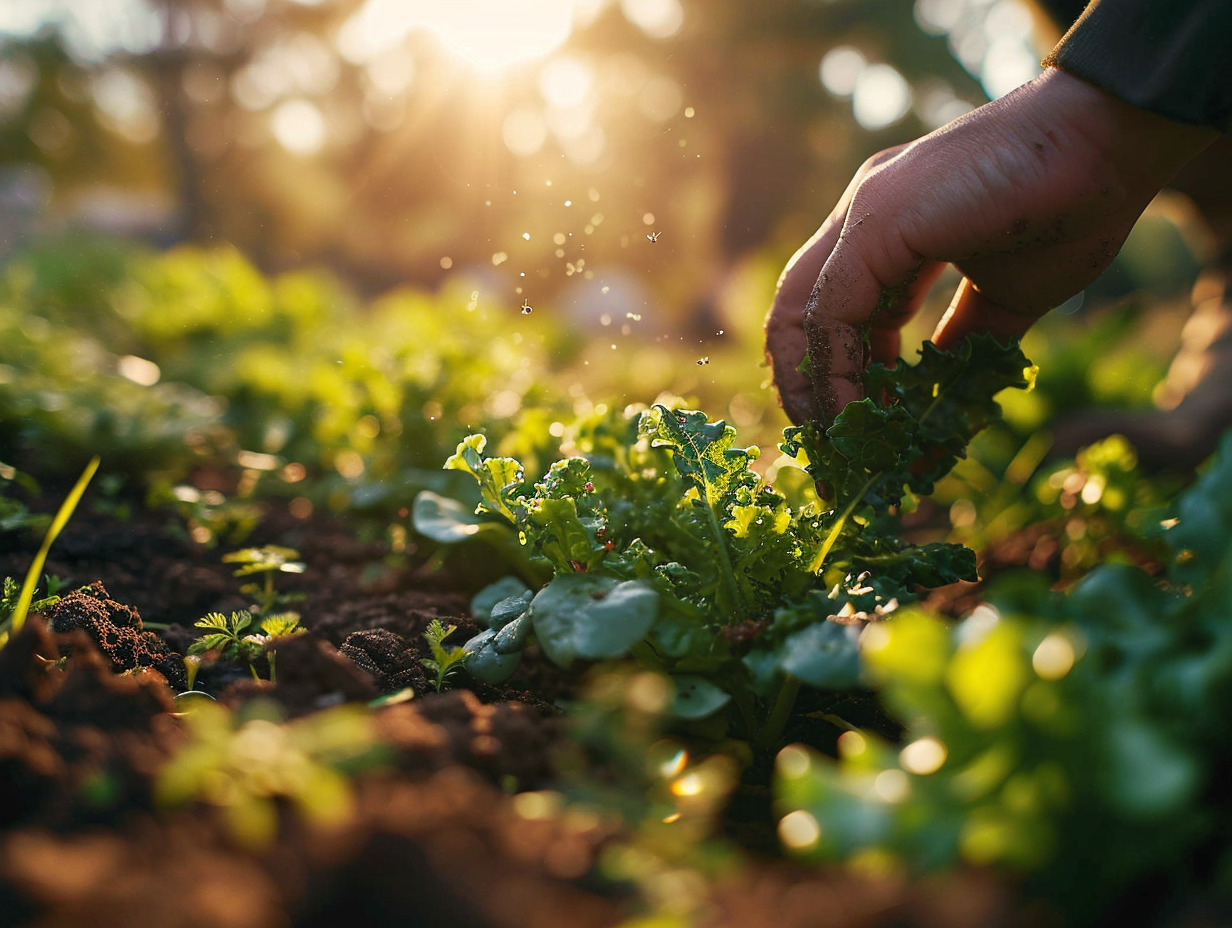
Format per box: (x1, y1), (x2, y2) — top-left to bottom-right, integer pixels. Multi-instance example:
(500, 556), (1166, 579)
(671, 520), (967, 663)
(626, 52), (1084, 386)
(0, 499), (1028, 928)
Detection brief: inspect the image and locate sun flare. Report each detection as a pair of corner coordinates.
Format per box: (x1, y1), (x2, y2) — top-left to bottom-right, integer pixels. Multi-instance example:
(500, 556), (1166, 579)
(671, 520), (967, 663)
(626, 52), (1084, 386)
(343, 0), (582, 74)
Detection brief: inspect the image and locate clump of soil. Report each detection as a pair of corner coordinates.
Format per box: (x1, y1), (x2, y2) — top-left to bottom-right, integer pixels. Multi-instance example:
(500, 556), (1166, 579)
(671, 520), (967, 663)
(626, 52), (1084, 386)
(44, 582), (187, 690)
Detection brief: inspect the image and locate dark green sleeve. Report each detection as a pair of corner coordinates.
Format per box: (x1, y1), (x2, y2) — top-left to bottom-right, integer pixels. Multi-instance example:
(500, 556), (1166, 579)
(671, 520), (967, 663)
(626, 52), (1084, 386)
(1043, 0), (1232, 132)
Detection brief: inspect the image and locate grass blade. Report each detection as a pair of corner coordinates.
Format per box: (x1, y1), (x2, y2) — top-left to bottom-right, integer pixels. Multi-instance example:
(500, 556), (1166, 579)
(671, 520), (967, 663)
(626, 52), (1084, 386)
(6, 456), (100, 639)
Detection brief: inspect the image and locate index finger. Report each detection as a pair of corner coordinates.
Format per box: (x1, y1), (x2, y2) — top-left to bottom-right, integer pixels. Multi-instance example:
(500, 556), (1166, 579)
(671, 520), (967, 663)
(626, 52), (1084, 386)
(766, 146), (911, 425)
(806, 232), (943, 423)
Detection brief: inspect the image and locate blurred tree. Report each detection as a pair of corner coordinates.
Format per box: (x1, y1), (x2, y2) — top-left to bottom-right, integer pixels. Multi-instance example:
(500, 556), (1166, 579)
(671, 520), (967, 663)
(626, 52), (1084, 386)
(0, 0), (990, 320)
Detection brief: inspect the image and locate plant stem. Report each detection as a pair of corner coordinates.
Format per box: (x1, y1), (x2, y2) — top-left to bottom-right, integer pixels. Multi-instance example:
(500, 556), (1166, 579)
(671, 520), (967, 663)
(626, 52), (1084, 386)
(808, 472), (878, 574)
(758, 674), (802, 751)
(805, 352), (972, 577)
(732, 691), (761, 745)
(702, 499), (747, 623)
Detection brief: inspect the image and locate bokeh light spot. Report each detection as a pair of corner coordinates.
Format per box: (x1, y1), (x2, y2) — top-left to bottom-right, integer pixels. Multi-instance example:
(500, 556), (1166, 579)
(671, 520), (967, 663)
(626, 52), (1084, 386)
(540, 56), (592, 108)
(620, 0), (684, 39)
(271, 98), (326, 154)
(852, 63), (912, 130)
(819, 45), (866, 98)
(1032, 633), (1076, 680)
(778, 810), (821, 851)
(503, 107), (548, 156)
(899, 737), (948, 775)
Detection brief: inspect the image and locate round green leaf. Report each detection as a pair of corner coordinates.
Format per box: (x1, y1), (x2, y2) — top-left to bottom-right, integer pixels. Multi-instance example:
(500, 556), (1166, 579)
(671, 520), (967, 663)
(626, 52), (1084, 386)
(530, 575), (659, 667)
(464, 629), (523, 683)
(493, 613), (533, 654)
(779, 622), (861, 689)
(669, 675), (731, 720)
(489, 593), (533, 631)
(1103, 719), (1198, 818)
(412, 491), (487, 543)
(470, 577), (532, 626)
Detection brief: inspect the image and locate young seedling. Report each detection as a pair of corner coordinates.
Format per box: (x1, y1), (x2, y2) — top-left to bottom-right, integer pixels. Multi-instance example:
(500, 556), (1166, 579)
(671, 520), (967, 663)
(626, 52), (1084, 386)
(420, 619), (469, 692)
(1, 576), (65, 624)
(189, 609), (304, 682)
(223, 544), (306, 616)
(1, 574), (69, 670)
(255, 612), (305, 683)
(190, 610), (262, 679)
(156, 698), (379, 849)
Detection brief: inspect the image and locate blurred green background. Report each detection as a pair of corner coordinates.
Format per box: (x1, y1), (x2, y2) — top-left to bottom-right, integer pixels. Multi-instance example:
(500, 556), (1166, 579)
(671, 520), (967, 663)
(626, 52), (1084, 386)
(0, 0), (1206, 503)
(2, 0), (1203, 309)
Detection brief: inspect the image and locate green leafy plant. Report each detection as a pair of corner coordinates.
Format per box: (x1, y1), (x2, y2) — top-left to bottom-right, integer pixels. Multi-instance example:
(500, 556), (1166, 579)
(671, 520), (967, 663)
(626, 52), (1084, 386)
(188, 609), (304, 682)
(419, 336), (1035, 748)
(775, 427), (1232, 924)
(153, 482), (263, 548)
(223, 544), (306, 616)
(419, 618), (469, 692)
(934, 430), (1176, 583)
(186, 546), (308, 685)
(155, 698), (380, 849)
(189, 610), (260, 674)
(0, 575), (65, 631)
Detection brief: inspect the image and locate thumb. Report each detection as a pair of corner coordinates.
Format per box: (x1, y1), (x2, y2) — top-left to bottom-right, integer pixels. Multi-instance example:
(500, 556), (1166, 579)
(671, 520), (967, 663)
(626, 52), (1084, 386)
(931, 278), (1046, 350)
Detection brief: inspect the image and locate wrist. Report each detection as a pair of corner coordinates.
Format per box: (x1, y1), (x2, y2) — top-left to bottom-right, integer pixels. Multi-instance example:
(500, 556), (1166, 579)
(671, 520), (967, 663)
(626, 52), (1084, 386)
(1030, 67), (1218, 196)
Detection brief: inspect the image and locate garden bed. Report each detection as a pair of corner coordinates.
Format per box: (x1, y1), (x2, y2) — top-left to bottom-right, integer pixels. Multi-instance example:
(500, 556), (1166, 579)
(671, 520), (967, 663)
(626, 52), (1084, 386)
(5, 245), (1232, 928)
(0, 498), (1026, 928)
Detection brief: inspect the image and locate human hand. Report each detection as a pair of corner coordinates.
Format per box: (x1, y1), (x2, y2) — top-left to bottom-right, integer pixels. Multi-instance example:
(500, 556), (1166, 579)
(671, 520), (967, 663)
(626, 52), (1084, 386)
(765, 67), (1218, 424)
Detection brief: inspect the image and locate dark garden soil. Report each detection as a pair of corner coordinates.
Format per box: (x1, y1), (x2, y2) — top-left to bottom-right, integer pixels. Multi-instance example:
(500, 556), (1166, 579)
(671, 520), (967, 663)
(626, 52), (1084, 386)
(0, 495), (1044, 928)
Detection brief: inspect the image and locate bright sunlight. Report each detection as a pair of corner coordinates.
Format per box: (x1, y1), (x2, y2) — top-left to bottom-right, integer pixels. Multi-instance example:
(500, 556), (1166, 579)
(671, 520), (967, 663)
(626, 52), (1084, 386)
(341, 0), (584, 73)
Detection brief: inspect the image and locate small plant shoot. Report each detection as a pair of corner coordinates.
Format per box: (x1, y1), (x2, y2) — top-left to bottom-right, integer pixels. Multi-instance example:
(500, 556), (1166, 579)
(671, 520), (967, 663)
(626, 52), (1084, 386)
(420, 618), (470, 692)
(223, 545), (306, 616)
(188, 548), (308, 684)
